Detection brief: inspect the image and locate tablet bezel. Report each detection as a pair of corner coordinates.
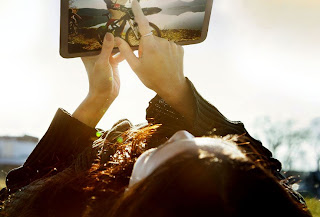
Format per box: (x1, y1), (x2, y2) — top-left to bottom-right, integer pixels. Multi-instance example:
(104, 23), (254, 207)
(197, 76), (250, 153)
(60, 0), (213, 58)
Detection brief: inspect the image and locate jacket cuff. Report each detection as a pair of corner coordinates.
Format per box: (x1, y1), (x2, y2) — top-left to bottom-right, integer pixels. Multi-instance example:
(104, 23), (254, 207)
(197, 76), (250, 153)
(187, 80), (281, 171)
(6, 108), (98, 192)
(146, 95), (187, 130)
(188, 80), (245, 137)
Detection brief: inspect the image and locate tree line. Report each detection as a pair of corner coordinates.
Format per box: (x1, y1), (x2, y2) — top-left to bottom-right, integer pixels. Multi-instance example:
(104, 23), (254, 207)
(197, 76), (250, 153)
(253, 117), (320, 172)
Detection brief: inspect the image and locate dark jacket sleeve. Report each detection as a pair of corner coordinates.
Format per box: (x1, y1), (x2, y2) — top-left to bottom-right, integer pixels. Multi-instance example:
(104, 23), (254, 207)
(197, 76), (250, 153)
(6, 108), (98, 193)
(146, 78), (282, 173)
(146, 78), (310, 206)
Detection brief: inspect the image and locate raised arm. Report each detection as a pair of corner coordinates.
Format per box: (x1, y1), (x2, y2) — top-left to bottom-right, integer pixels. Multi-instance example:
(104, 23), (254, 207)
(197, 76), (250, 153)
(116, 0), (281, 174)
(5, 33), (124, 193)
(115, 0), (195, 128)
(73, 33), (124, 127)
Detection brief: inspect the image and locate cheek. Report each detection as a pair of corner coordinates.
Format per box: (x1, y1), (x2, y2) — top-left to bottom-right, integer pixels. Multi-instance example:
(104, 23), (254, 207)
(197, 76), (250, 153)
(134, 148), (156, 171)
(129, 148), (157, 186)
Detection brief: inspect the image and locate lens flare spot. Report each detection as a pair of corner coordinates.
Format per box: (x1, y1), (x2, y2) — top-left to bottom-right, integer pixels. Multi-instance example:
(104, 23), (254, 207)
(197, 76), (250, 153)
(292, 183), (300, 191)
(117, 137), (124, 143)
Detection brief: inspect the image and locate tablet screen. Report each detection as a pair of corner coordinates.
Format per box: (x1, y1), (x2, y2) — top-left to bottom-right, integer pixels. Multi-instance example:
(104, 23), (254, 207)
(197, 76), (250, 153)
(60, 0), (213, 58)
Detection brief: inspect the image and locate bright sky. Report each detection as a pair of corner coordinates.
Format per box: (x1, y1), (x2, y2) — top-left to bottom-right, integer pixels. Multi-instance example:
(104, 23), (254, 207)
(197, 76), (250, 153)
(0, 0), (319, 170)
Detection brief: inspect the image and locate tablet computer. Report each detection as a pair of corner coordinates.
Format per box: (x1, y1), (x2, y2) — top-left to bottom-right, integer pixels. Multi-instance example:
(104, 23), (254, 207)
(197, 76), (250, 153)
(60, 0), (213, 58)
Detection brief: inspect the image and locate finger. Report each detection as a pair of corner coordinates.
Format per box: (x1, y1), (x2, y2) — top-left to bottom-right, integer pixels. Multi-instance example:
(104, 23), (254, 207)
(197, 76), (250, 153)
(115, 37), (140, 70)
(81, 56), (97, 64)
(111, 52), (125, 65)
(81, 56), (98, 71)
(81, 56), (90, 65)
(131, 0), (151, 36)
(155, 36), (169, 45)
(169, 40), (177, 48)
(99, 33), (114, 61)
(178, 45), (184, 56)
(169, 41), (177, 56)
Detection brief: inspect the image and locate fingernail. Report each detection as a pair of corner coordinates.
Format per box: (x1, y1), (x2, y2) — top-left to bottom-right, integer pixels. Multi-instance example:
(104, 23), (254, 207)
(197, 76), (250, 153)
(114, 37), (120, 47)
(106, 33), (113, 41)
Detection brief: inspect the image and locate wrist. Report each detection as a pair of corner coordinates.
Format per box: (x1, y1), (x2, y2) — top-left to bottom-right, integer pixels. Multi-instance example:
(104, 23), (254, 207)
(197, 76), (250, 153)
(88, 89), (117, 102)
(155, 78), (196, 127)
(72, 93), (114, 128)
(157, 78), (189, 103)
(86, 93), (115, 109)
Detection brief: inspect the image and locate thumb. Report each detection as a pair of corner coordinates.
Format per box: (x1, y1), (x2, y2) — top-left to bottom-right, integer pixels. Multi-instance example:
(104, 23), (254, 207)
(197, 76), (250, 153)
(111, 53), (125, 65)
(99, 33), (114, 60)
(115, 37), (140, 70)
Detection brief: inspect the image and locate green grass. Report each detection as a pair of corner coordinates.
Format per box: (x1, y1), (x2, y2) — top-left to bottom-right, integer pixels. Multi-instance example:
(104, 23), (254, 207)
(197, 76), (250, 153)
(306, 198), (320, 217)
(0, 178), (5, 189)
(1, 165), (18, 189)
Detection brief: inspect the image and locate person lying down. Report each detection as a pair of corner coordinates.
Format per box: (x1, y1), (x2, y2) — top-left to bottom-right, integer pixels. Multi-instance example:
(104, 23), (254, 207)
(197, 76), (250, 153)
(0, 0), (311, 216)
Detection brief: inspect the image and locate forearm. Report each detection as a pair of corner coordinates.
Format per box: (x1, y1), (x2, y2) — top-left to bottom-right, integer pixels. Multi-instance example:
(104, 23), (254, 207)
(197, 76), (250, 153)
(156, 78), (196, 128)
(73, 94), (113, 128)
(77, 32), (121, 128)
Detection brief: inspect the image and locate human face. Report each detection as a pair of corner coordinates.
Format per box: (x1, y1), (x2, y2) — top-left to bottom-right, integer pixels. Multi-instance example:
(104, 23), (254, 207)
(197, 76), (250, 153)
(129, 130), (246, 188)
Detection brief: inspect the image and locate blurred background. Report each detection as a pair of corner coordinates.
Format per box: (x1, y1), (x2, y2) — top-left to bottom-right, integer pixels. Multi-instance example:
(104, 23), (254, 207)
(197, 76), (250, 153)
(0, 0), (319, 214)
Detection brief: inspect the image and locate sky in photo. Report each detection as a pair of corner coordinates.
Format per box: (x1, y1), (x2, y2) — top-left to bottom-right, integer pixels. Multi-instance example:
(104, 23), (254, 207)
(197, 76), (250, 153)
(72, 0), (107, 9)
(0, 0), (319, 170)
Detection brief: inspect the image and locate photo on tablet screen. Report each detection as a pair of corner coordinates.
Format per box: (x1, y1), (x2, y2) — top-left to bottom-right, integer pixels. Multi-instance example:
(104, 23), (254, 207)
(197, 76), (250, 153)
(62, 0), (212, 57)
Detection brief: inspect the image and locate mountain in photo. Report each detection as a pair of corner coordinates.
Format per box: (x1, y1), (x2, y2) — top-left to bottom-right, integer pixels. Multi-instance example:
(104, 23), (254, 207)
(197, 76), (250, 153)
(76, 8), (109, 28)
(161, 0), (207, 16)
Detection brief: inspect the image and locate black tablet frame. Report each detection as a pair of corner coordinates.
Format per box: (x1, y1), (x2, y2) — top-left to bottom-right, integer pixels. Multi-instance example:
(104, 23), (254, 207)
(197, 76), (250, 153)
(60, 0), (213, 58)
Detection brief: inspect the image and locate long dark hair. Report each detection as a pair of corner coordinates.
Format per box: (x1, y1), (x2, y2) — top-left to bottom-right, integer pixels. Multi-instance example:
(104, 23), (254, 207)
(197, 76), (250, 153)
(0, 130), (311, 217)
(110, 149), (310, 217)
(0, 124), (158, 217)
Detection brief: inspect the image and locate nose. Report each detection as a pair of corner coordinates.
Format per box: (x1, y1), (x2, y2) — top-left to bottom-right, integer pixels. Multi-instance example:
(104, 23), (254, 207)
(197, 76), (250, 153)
(167, 130), (195, 143)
